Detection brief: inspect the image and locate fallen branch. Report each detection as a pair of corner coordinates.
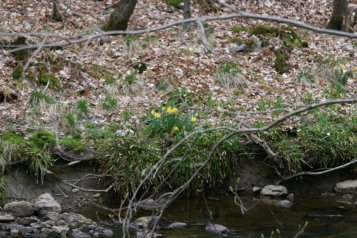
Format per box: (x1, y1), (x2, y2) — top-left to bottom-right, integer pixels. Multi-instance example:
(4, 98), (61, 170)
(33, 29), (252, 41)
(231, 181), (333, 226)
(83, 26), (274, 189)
(2, 8), (356, 54)
(276, 158), (357, 185)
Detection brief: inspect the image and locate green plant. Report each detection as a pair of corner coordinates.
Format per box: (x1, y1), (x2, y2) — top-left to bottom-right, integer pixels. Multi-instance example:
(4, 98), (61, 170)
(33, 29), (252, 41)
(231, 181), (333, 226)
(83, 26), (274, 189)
(123, 35), (138, 48)
(12, 66), (23, 80)
(63, 112), (77, 128)
(29, 90), (56, 106)
(119, 73), (141, 94)
(105, 75), (117, 85)
(265, 109), (357, 172)
(122, 109), (134, 121)
(0, 131), (54, 183)
(165, 0), (182, 8)
(250, 25), (278, 35)
(102, 95), (118, 111)
(76, 99), (89, 116)
(27, 147), (52, 184)
(274, 50), (289, 74)
(231, 25), (246, 33)
(147, 106), (196, 141)
(331, 64), (349, 94)
(302, 92), (317, 104)
(124, 74), (137, 85)
(298, 67), (314, 85)
(39, 72), (61, 90)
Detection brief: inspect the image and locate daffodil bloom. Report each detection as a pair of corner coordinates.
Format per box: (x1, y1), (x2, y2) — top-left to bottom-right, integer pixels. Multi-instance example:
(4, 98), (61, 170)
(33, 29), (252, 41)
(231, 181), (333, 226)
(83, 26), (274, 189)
(153, 112), (161, 119)
(191, 117), (197, 123)
(166, 106), (178, 114)
(334, 64), (347, 73)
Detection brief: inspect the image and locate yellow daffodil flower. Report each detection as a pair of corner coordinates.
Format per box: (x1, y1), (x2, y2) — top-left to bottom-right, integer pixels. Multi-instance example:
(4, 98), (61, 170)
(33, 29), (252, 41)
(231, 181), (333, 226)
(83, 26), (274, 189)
(153, 112), (161, 119)
(167, 106), (178, 114)
(191, 117), (197, 123)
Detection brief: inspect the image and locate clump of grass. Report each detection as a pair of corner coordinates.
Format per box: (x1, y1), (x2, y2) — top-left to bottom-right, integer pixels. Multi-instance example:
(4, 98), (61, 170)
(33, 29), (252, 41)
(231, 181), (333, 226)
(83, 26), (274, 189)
(266, 109), (357, 172)
(0, 176), (8, 205)
(119, 73), (141, 94)
(250, 24), (278, 35)
(298, 67), (315, 85)
(102, 95), (118, 111)
(98, 105), (246, 195)
(231, 25), (246, 33)
(274, 50), (289, 74)
(76, 99), (89, 117)
(214, 62), (247, 89)
(29, 90), (56, 106)
(39, 72), (61, 90)
(165, 0), (182, 8)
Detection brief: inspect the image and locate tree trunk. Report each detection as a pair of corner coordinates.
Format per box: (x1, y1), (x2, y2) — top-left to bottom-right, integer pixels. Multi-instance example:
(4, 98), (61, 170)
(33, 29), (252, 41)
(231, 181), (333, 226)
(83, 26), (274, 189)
(183, 0), (191, 31)
(327, 0), (348, 31)
(102, 0), (137, 31)
(52, 0), (62, 22)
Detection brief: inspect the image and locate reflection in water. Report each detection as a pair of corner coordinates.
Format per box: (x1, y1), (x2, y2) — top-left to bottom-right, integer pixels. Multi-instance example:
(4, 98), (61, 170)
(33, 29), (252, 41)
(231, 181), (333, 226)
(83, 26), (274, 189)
(106, 194), (357, 237)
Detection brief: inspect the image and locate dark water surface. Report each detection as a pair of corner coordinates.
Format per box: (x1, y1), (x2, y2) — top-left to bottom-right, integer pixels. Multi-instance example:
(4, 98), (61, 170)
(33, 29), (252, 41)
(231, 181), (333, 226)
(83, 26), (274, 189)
(106, 194), (357, 237)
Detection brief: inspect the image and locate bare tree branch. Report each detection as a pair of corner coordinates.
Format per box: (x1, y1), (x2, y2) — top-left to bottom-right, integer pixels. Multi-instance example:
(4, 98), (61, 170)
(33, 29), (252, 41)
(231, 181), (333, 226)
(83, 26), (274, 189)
(276, 158), (357, 185)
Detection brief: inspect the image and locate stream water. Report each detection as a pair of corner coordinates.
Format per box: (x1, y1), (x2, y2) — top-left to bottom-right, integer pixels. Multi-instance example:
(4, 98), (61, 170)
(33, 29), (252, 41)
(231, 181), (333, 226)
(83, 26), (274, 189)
(106, 193), (357, 238)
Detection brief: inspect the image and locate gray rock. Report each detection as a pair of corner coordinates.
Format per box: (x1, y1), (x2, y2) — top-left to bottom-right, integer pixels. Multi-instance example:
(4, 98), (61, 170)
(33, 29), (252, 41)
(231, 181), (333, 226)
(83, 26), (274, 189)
(135, 216), (171, 229)
(205, 223), (229, 234)
(235, 44), (247, 52)
(252, 186), (261, 193)
(168, 222), (187, 229)
(3, 201), (34, 217)
(40, 228), (52, 237)
(50, 225), (69, 238)
(19, 226), (40, 237)
(335, 180), (357, 193)
(62, 213), (92, 225)
(44, 212), (63, 221)
(18, 216), (40, 226)
(6, 223), (25, 230)
(34, 193), (61, 216)
(261, 185), (288, 197)
(0, 214), (14, 222)
(69, 229), (91, 238)
(101, 229), (113, 237)
(287, 193), (295, 202)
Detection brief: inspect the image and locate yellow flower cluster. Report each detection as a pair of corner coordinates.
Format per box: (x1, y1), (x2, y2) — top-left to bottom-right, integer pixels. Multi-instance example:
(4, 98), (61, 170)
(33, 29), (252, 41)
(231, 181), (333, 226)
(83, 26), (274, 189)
(151, 110), (161, 119)
(334, 64), (347, 73)
(166, 106), (178, 114)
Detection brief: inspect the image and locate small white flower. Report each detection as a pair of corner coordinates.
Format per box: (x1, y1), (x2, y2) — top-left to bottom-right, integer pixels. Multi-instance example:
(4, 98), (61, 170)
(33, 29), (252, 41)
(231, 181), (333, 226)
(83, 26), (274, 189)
(326, 132), (331, 136)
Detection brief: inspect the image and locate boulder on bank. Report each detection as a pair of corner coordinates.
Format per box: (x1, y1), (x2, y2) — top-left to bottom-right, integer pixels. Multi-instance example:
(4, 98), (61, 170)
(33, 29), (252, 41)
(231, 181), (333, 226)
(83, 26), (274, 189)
(335, 180), (357, 194)
(206, 223), (229, 234)
(260, 185), (288, 197)
(34, 193), (62, 216)
(3, 201), (34, 217)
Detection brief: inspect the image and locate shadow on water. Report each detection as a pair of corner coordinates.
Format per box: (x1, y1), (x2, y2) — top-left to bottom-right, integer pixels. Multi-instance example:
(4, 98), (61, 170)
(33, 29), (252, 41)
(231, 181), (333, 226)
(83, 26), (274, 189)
(103, 193), (357, 238)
